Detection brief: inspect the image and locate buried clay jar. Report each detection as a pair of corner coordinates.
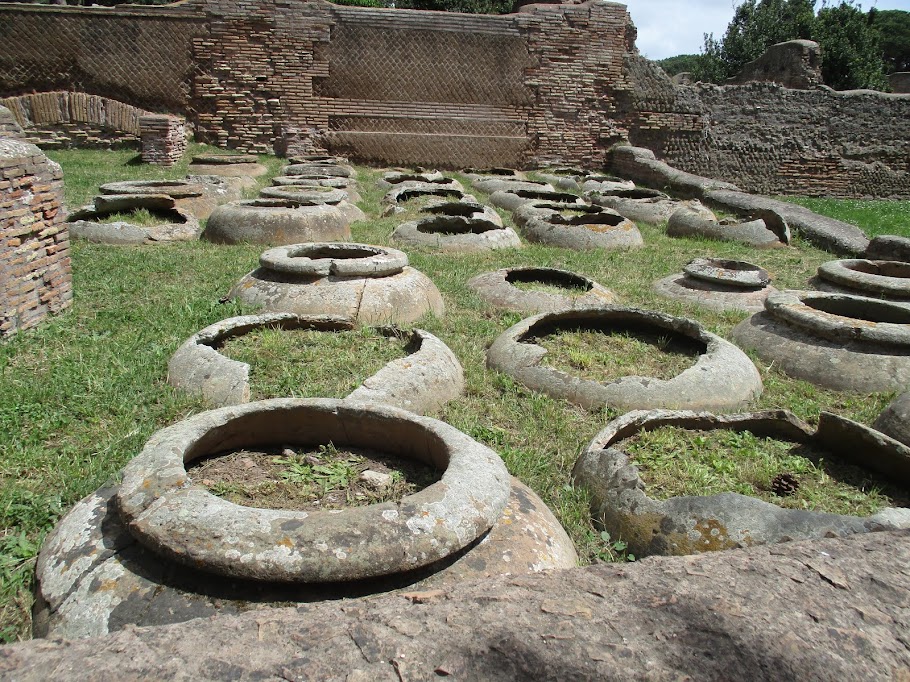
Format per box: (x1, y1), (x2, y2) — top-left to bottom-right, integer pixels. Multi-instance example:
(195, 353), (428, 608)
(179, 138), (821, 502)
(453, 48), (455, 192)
(228, 242), (444, 324)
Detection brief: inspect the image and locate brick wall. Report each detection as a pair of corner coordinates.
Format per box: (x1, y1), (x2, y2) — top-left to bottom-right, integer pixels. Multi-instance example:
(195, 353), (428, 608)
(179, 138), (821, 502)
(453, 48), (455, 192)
(0, 0), (908, 197)
(0, 136), (71, 337)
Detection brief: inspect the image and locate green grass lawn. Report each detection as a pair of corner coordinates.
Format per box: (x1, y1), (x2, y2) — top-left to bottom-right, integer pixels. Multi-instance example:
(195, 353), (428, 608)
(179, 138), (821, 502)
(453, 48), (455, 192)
(779, 196), (910, 238)
(0, 151), (907, 641)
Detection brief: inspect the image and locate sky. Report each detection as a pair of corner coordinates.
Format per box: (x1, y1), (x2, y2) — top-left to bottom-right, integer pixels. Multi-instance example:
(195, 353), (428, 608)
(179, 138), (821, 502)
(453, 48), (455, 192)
(626, 0), (910, 60)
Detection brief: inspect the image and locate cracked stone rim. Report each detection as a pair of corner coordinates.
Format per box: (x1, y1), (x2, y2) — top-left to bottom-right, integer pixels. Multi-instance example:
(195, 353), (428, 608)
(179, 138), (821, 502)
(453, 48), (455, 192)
(817, 259), (910, 298)
(167, 312), (465, 412)
(467, 267), (617, 313)
(486, 307), (762, 411)
(260, 185), (347, 205)
(765, 290), (910, 346)
(684, 258), (771, 288)
(115, 398), (511, 583)
(573, 408), (910, 557)
(258, 242), (408, 277)
(191, 154), (259, 165)
(100, 180), (204, 199)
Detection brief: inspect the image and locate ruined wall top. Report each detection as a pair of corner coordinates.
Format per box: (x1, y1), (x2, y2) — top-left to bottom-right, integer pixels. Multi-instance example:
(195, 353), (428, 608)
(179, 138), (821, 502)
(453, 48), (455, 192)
(727, 39), (824, 90)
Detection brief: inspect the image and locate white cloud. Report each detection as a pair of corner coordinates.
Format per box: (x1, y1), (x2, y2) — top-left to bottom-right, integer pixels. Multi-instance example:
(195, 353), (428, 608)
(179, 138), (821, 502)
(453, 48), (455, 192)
(625, 0), (910, 61)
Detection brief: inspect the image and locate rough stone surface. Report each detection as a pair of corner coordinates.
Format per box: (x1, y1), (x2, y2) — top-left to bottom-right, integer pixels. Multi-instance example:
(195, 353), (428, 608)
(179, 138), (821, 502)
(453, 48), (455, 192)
(229, 243), (444, 325)
(12, 529), (910, 679)
(607, 146), (740, 198)
(666, 208), (787, 248)
(203, 199), (351, 245)
(727, 40), (823, 90)
(654, 258), (776, 313)
(875, 391), (910, 448)
(591, 189), (716, 225)
(383, 184), (473, 206)
(67, 194), (200, 245)
(188, 154), (267, 179)
(115, 399), (511, 583)
(731, 290), (910, 392)
(467, 266), (617, 313)
(488, 188), (584, 212)
(521, 205), (643, 250)
(685, 257), (771, 287)
(574, 409), (910, 558)
(866, 235), (910, 263)
(377, 170), (462, 192)
(284, 162), (353, 178)
(706, 189), (869, 255)
(814, 259), (910, 301)
(418, 199), (502, 226)
(471, 177), (554, 194)
(99, 179), (235, 221)
(32, 473), (574, 640)
(392, 214), (521, 253)
(168, 312), (465, 414)
(487, 307), (762, 411)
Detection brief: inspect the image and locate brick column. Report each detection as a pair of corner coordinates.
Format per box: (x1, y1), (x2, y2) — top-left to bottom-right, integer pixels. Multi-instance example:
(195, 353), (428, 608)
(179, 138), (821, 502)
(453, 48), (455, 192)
(0, 137), (71, 337)
(139, 114), (187, 166)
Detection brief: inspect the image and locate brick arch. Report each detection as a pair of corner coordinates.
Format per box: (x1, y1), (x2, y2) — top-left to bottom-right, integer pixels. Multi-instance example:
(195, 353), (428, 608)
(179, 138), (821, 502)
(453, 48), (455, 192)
(0, 91), (151, 146)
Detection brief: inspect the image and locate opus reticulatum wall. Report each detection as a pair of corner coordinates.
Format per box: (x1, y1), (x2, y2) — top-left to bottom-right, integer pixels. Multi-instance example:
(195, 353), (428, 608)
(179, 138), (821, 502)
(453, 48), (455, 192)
(0, 0), (908, 196)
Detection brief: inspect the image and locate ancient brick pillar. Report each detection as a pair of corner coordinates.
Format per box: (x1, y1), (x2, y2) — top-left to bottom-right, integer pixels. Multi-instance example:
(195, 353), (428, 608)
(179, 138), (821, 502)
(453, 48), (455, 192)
(0, 137), (72, 336)
(139, 114), (187, 166)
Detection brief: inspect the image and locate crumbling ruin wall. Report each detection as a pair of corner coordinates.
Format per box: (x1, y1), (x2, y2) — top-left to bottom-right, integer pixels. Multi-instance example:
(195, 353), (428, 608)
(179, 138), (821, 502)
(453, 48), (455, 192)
(616, 56), (910, 198)
(0, 0), (908, 196)
(0, 131), (72, 337)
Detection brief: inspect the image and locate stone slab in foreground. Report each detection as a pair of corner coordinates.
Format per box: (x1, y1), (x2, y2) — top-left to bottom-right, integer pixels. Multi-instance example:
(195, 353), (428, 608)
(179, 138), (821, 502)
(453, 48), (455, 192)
(2, 530), (908, 680)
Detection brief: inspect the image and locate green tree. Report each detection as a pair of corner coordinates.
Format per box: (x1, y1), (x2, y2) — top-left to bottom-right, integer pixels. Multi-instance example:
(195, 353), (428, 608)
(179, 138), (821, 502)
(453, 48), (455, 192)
(871, 9), (910, 72)
(813, 2), (887, 90)
(656, 54), (707, 77)
(701, 0), (815, 81)
(698, 0), (889, 90)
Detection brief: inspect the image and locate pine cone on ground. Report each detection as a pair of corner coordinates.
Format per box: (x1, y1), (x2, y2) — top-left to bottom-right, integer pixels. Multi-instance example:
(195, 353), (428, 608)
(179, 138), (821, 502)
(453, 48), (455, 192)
(770, 472), (800, 497)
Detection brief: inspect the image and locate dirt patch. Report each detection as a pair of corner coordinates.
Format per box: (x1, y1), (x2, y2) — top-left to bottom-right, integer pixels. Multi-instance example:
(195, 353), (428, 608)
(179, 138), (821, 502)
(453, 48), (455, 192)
(188, 443), (441, 511)
(620, 426), (910, 516)
(538, 327), (699, 382)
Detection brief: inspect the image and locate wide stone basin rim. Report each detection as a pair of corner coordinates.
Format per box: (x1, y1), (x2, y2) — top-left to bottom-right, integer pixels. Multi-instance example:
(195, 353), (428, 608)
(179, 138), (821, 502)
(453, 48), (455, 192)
(191, 154), (258, 165)
(766, 290), (910, 346)
(259, 242), (408, 277)
(115, 398), (511, 583)
(100, 179), (204, 198)
(818, 259), (910, 296)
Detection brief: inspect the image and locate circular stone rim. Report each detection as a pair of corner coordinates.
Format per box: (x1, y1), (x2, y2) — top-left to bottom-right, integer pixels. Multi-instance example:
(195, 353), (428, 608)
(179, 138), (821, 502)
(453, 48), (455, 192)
(115, 398), (511, 583)
(260, 185), (347, 205)
(818, 259), (910, 297)
(191, 154), (259, 165)
(467, 267), (616, 313)
(100, 179), (204, 199)
(259, 242), (409, 277)
(684, 257), (770, 288)
(766, 289), (910, 346)
(486, 306), (762, 412)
